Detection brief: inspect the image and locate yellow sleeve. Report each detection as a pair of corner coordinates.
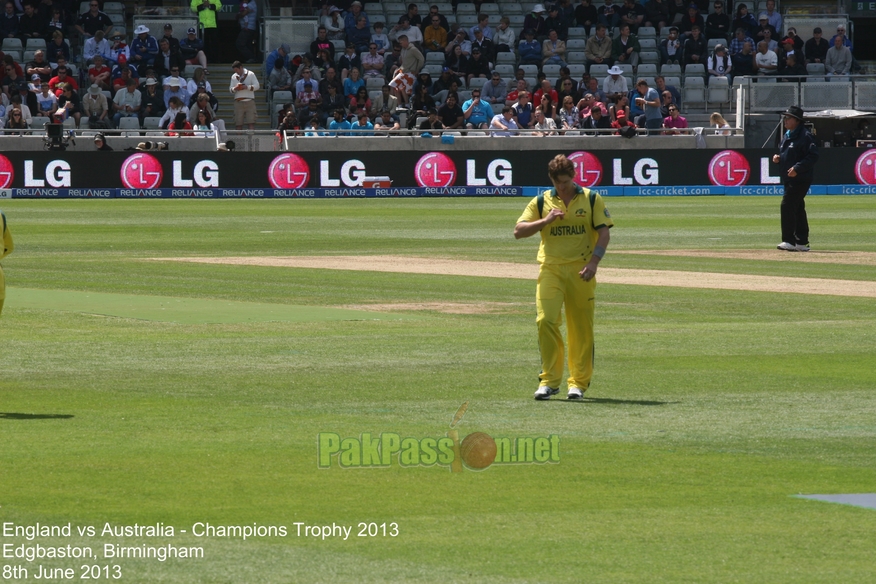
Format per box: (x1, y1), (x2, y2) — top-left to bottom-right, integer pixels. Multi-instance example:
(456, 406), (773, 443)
(1, 212), (12, 261)
(590, 193), (614, 230)
(516, 196), (541, 224)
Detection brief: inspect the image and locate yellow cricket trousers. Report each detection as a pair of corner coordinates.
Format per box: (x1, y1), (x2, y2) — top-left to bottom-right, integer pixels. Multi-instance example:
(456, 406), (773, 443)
(536, 262), (596, 390)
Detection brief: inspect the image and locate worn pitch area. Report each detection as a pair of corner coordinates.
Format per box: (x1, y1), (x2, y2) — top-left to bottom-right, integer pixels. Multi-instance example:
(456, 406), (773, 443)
(154, 254), (876, 300)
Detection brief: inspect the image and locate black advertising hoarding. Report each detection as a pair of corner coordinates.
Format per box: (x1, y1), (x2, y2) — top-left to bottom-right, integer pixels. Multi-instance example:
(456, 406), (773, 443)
(0, 149), (874, 198)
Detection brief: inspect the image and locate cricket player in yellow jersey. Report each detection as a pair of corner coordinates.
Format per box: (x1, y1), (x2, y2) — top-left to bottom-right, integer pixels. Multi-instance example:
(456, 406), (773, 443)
(0, 210), (12, 316)
(515, 155), (613, 400)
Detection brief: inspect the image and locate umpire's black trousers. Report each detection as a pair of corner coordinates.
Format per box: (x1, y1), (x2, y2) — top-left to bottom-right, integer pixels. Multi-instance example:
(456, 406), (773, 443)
(781, 182), (810, 246)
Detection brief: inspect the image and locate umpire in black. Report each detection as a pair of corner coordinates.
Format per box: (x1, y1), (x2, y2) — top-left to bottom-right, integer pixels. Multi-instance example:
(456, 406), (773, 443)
(772, 105), (819, 252)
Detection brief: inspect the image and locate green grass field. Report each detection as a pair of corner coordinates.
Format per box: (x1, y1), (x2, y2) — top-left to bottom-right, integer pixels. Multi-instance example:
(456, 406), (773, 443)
(1, 197), (875, 583)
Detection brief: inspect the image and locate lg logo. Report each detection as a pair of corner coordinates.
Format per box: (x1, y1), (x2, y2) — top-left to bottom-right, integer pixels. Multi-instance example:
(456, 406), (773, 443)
(708, 150), (750, 186)
(854, 150), (876, 185)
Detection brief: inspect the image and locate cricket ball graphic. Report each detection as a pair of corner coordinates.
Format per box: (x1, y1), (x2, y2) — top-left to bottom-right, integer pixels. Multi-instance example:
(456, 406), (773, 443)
(460, 432), (497, 470)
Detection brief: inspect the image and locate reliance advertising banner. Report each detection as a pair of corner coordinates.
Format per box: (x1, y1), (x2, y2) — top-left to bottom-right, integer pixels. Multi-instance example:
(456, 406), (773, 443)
(0, 149), (874, 198)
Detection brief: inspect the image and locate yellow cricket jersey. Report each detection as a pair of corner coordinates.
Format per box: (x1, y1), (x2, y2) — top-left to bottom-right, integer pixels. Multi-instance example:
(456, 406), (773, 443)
(1, 210), (12, 301)
(517, 187), (613, 265)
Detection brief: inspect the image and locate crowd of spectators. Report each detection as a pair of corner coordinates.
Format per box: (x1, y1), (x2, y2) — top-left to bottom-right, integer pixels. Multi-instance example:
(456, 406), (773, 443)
(264, 0), (856, 135)
(0, 0), (222, 134)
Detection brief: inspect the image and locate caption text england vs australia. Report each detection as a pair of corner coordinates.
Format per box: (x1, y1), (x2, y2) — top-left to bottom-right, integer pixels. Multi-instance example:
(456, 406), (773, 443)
(2, 522), (399, 579)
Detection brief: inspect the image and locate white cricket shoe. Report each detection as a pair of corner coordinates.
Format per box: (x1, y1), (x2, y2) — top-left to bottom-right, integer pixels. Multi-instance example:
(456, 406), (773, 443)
(796, 243), (810, 252)
(534, 386), (559, 400)
(777, 242), (798, 251)
(567, 387), (585, 400)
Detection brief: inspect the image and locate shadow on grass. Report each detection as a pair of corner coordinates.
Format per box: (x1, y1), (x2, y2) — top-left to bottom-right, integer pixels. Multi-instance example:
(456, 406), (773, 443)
(562, 397), (676, 406)
(0, 413), (74, 420)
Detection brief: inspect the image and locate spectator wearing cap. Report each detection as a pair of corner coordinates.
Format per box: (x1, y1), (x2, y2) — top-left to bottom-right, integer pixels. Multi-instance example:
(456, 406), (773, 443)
(130, 25), (159, 75)
(345, 1), (369, 33)
(543, 29), (567, 67)
(683, 24), (706, 65)
(180, 27), (208, 71)
(596, 0), (619, 32)
(75, 0), (112, 39)
(83, 30), (111, 65)
(138, 77), (165, 124)
(424, 13), (448, 53)
(265, 43), (291, 74)
(471, 27), (494, 62)
(518, 28), (542, 66)
(707, 44), (731, 80)
(112, 77), (141, 127)
(729, 27), (754, 57)
(465, 46), (490, 86)
(524, 4), (547, 40)
(602, 65), (627, 101)
(824, 34), (852, 79)
(362, 42), (385, 78)
(612, 23), (639, 67)
(94, 133), (112, 150)
(660, 25), (682, 64)
(754, 13), (777, 46)
(236, 0), (258, 63)
(618, 0), (644, 35)
(322, 6), (345, 41)
(163, 76), (189, 109)
(784, 27), (804, 55)
(611, 109), (635, 134)
(348, 13), (371, 52)
(161, 23), (181, 55)
(585, 23), (613, 68)
(705, 0), (730, 41)
(82, 84), (110, 128)
(804, 27), (828, 64)
(390, 15), (423, 46)
(482, 71), (508, 104)
(192, 0), (221, 62)
(678, 3), (704, 38)
(107, 30), (129, 67)
(445, 28), (472, 57)
(419, 107), (443, 133)
(230, 60), (259, 129)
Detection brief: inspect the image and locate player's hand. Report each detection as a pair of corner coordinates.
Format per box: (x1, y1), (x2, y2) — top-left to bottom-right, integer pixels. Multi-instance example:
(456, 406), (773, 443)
(543, 208), (564, 224)
(787, 167), (797, 177)
(772, 154), (780, 163)
(580, 261), (598, 281)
